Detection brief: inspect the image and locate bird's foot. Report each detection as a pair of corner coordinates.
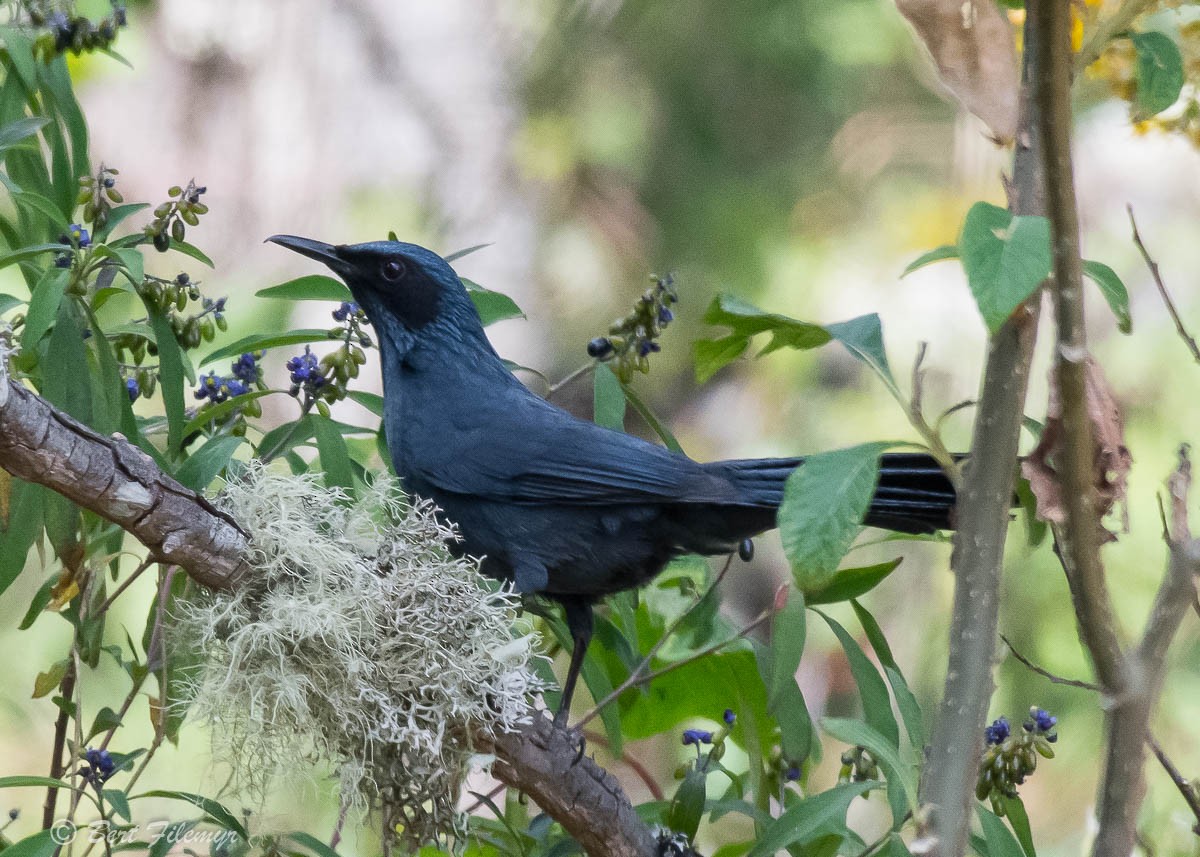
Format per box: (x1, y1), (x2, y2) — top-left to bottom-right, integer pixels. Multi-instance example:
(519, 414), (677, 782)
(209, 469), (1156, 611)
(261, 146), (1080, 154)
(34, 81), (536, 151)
(551, 711), (588, 765)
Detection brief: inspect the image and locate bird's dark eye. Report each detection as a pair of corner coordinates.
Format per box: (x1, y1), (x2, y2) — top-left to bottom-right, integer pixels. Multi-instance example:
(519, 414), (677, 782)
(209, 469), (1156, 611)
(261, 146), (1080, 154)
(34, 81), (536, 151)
(381, 258), (406, 281)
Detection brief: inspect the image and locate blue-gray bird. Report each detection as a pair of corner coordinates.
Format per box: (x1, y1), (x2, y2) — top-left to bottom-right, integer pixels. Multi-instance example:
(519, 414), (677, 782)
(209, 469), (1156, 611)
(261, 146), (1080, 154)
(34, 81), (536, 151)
(268, 235), (958, 724)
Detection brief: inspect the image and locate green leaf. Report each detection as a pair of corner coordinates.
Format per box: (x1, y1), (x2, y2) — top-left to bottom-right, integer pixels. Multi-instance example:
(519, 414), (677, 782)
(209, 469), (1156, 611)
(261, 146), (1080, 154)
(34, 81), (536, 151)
(825, 313), (898, 396)
(200, 329), (333, 367)
(746, 781), (874, 857)
(148, 821), (198, 857)
(94, 202), (150, 242)
(134, 790), (248, 838)
(103, 788), (132, 823)
(347, 390), (385, 418)
(174, 436), (244, 491)
(313, 415), (354, 494)
(852, 600), (924, 747)
(818, 611), (899, 751)
(0, 293), (24, 315)
(997, 796), (1036, 857)
(463, 279), (524, 326)
(0, 775), (74, 789)
(285, 832), (344, 857)
(2, 30), (39, 92)
(766, 590), (806, 710)
(976, 805), (1028, 857)
(960, 202), (1051, 333)
(1, 830), (58, 857)
(149, 309), (186, 454)
(592, 362), (625, 431)
(32, 659), (69, 698)
(822, 717), (916, 817)
(695, 294), (832, 382)
(1081, 259), (1131, 334)
(693, 334), (749, 383)
(619, 381), (684, 453)
(44, 302), (92, 424)
(805, 558), (901, 605)
(18, 570), (60, 630)
(256, 275), (351, 302)
(180, 390), (276, 441)
(19, 268), (67, 350)
(779, 443), (890, 591)
(112, 247), (144, 286)
(445, 243), (492, 262)
(0, 480), (43, 598)
(1130, 30), (1184, 118)
(12, 190), (67, 226)
(666, 768), (708, 840)
(902, 244), (959, 276)
(0, 115), (48, 150)
(168, 238), (214, 267)
(86, 706), (123, 741)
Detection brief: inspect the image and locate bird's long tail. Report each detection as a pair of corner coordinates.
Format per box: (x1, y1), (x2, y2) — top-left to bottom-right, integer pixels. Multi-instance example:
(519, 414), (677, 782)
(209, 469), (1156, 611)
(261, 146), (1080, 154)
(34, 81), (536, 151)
(724, 452), (958, 534)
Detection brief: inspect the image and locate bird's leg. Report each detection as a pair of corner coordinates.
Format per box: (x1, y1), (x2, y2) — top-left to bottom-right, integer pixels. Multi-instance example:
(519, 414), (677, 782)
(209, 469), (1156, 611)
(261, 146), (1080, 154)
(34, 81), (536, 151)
(555, 598), (595, 729)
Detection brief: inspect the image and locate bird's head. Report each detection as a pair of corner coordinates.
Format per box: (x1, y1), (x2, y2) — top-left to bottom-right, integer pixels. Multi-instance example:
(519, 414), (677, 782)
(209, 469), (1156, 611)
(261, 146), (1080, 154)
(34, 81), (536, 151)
(267, 235), (485, 355)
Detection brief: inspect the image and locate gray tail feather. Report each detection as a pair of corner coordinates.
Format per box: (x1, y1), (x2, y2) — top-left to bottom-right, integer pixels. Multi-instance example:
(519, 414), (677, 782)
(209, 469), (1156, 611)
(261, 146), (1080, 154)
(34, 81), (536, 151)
(723, 452), (958, 534)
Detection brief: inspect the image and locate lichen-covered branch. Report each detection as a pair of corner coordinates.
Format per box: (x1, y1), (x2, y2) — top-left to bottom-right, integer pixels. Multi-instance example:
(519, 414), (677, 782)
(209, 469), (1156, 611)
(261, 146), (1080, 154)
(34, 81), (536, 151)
(917, 9), (1044, 854)
(0, 375), (655, 857)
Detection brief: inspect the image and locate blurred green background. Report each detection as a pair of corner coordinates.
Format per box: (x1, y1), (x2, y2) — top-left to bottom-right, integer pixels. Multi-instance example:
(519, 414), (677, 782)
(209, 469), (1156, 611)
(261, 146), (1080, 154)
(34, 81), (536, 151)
(2, 1), (1200, 854)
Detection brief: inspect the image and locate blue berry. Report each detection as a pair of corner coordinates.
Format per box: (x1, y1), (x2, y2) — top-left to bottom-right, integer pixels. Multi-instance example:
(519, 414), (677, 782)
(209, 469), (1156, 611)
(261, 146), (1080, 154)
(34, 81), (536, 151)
(723, 708), (736, 725)
(681, 729), (713, 746)
(125, 377), (139, 402)
(984, 716), (1010, 745)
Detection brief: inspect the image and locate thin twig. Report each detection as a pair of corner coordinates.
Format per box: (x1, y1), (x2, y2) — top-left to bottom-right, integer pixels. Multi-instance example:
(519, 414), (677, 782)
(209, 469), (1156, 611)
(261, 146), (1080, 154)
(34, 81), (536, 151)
(42, 659), (77, 830)
(582, 610), (772, 724)
(462, 783), (507, 816)
(1128, 205), (1200, 364)
(583, 732), (665, 801)
(1076, 0), (1159, 73)
(545, 362), (594, 400)
(1148, 737), (1200, 836)
(576, 555), (736, 729)
(999, 635), (1099, 691)
(94, 556), (156, 616)
(857, 812), (913, 857)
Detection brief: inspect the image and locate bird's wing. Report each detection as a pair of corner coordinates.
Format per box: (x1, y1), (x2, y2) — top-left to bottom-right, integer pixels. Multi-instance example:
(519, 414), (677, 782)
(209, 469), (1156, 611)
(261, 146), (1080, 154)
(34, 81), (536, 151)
(411, 393), (740, 506)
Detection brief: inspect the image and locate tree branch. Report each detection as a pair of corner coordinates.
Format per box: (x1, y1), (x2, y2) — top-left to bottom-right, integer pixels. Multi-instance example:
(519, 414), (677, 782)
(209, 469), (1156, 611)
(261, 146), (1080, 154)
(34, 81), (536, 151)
(918, 9), (1044, 853)
(0, 374), (656, 857)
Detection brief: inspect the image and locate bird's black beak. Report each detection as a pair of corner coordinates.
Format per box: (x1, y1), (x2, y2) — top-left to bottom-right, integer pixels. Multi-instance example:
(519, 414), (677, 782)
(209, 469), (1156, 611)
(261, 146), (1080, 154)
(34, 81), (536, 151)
(266, 235), (348, 273)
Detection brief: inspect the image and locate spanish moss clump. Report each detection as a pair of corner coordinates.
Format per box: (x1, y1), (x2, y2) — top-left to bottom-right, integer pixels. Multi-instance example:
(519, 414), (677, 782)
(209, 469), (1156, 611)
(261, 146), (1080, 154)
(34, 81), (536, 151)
(174, 463), (541, 851)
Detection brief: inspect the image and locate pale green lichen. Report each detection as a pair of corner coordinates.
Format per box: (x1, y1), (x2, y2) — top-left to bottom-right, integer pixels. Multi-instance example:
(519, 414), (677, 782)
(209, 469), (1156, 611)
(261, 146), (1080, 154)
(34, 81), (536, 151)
(174, 463), (541, 852)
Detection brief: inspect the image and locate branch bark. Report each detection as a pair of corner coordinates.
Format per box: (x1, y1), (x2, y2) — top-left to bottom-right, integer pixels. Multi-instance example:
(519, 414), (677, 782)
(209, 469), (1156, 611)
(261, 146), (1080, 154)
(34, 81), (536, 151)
(918, 9), (1044, 854)
(0, 374), (656, 857)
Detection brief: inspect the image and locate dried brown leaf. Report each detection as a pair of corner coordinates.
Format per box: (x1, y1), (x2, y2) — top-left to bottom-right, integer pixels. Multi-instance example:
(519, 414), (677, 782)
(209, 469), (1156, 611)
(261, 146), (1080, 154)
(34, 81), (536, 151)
(1021, 357), (1132, 537)
(894, 0), (1019, 143)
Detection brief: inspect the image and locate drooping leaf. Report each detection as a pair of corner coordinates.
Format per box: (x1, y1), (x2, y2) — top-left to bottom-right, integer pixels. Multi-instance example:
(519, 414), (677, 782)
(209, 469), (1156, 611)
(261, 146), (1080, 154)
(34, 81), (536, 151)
(822, 717), (916, 819)
(817, 611), (899, 750)
(1, 830), (58, 857)
(666, 767), (707, 841)
(693, 334), (750, 383)
(852, 599), (925, 747)
(313, 415), (355, 495)
(1081, 259), (1131, 334)
(959, 202), (1051, 333)
(19, 267), (67, 350)
(694, 294), (831, 382)
(149, 309), (186, 454)
(1130, 30), (1184, 119)
(975, 805), (1028, 857)
(0, 480), (43, 598)
(592, 362), (625, 431)
(132, 790), (249, 839)
(779, 443), (890, 591)
(0, 115), (48, 150)
(765, 590), (806, 710)
(825, 313), (899, 396)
